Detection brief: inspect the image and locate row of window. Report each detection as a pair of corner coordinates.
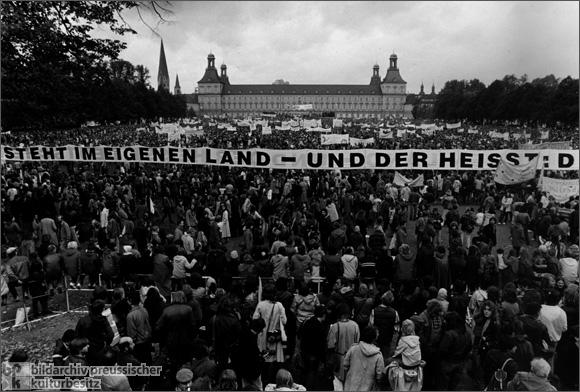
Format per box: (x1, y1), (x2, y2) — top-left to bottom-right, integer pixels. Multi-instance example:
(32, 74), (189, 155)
(202, 102), (404, 110)
(201, 111), (404, 119)
(199, 85), (406, 95)
(201, 96), (405, 104)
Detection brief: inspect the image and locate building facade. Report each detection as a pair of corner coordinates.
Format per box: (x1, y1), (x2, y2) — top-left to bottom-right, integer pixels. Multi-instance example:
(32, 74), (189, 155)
(194, 52), (408, 119)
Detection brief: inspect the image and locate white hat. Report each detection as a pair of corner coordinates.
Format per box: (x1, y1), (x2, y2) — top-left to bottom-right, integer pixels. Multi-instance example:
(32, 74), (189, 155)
(6, 247), (17, 255)
(230, 250), (239, 259)
(123, 245), (132, 254)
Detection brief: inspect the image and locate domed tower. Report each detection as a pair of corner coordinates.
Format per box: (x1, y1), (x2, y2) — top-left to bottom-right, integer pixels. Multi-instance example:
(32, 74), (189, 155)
(370, 63), (381, 85)
(220, 63), (230, 85)
(380, 53), (407, 118)
(197, 53), (224, 114)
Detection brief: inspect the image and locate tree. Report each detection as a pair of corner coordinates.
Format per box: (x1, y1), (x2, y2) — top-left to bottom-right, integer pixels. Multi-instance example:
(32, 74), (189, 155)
(1, 1), (173, 129)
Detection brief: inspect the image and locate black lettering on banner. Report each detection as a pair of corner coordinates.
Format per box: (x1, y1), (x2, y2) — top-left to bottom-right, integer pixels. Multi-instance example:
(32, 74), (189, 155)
(205, 149), (216, 164)
(506, 152), (519, 166)
(395, 152), (408, 168)
(3, 147), (14, 160)
(123, 148), (135, 161)
(524, 153), (539, 162)
(478, 152), (484, 168)
(183, 149), (195, 163)
(152, 148), (164, 162)
(103, 147), (114, 161)
(139, 147), (150, 161)
(350, 153), (364, 167)
(15, 148), (26, 160)
(376, 152), (390, 167)
(82, 148), (97, 161)
(168, 147), (179, 163)
(29, 146), (40, 160)
(237, 151), (251, 166)
(43, 147), (56, 160)
(221, 150), (234, 165)
(56, 147), (67, 160)
(116, 147), (122, 161)
(440, 152), (455, 168)
(256, 151), (270, 166)
(558, 153), (573, 169)
(488, 153), (501, 168)
(460, 152), (472, 168)
(307, 153), (323, 168)
(74, 147), (80, 159)
(328, 153), (344, 168)
(413, 152), (428, 168)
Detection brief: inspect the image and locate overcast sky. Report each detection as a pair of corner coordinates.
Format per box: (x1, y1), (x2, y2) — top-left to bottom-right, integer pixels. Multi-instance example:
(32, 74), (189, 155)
(97, 1), (579, 94)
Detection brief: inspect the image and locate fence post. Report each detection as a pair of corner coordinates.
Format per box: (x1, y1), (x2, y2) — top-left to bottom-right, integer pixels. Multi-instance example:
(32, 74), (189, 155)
(22, 293), (30, 331)
(64, 275), (70, 313)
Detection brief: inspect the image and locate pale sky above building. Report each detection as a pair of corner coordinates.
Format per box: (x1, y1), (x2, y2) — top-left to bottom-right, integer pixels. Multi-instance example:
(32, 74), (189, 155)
(95, 1), (579, 94)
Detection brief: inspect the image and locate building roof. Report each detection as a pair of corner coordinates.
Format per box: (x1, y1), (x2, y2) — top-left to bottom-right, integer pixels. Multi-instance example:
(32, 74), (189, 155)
(220, 84), (383, 95)
(175, 74), (180, 88)
(383, 69), (406, 84)
(197, 67), (221, 84)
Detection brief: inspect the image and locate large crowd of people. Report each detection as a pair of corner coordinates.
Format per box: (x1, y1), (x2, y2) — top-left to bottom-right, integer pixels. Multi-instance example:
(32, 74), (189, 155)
(1, 116), (579, 391)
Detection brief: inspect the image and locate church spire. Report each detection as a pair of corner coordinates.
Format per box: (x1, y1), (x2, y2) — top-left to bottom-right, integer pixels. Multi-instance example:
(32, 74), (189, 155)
(174, 74), (181, 95)
(157, 39), (170, 91)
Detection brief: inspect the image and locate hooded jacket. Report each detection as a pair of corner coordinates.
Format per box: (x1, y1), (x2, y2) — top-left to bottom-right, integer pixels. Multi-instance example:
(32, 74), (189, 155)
(291, 293), (320, 327)
(393, 335), (422, 367)
(254, 257), (273, 277)
(395, 252), (416, 281)
(62, 248), (81, 277)
(290, 253), (311, 282)
(343, 341), (385, 391)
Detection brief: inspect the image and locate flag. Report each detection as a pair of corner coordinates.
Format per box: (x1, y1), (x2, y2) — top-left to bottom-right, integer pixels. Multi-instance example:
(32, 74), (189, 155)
(494, 155), (539, 185)
(149, 197), (155, 214)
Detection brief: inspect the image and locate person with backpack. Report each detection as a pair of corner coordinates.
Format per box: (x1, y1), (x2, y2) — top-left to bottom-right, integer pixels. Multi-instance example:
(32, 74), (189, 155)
(482, 335), (519, 391)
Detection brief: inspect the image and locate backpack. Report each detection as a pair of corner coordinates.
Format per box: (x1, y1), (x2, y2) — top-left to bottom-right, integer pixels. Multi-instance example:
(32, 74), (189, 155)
(482, 256), (496, 283)
(484, 358), (514, 391)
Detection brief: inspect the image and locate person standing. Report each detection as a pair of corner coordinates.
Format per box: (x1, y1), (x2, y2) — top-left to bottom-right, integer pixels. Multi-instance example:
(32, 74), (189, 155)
(299, 305), (326, 390)
(126, 291), (153, 365)
(327, 302), (360, 391)
(343, 325), (385, 391)
(437, 311), (473, 391)
(253, 283), (287, 385)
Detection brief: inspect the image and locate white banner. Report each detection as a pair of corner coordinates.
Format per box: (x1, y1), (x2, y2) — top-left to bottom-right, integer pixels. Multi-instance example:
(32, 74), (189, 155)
(396, 129), (406, 138)
(378, 129), (393, 139)
(333, 119), (343, 128)
(262, 126), (272, 135)
(349, 137), (375, 147)
(446, 122), (462, 129)
(2, 146), (578, 171)
(291, 104), (313, 111)
(540, 130), (550, 140)
(321, 134), (350, 145)
(540, 177), (580, 203)
(418, 123), (436, 130)
(468, 129), (479, 134)
(422, 129), (434, 136)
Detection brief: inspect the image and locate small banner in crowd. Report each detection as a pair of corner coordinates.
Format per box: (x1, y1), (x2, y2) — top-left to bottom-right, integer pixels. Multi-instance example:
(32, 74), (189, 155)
(445, 122), (462, 129)
(378, 129), (393, 139)
(321, 134), (350, 145)
(538, 176), (580, 203)
(332, 119), (343, 128)
(494, 155), (540, 184)
(393, 171), (424, 187)
(349, 137), (375, 147)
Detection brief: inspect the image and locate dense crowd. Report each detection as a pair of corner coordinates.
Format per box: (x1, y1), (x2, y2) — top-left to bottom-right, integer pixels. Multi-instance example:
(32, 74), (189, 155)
(1, 118), (579, 391)
(2, 117), (579, 153)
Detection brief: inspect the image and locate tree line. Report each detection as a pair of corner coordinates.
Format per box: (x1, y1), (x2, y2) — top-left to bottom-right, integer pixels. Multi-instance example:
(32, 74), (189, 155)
(423, 74), (579, 126)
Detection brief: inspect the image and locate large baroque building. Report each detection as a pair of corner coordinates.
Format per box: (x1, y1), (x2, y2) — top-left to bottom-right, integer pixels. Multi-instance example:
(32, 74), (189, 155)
(192, 52), (408, 119)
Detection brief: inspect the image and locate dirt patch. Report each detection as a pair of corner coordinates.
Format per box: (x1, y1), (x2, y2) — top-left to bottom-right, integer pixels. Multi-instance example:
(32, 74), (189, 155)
(0, 312), (83, 363)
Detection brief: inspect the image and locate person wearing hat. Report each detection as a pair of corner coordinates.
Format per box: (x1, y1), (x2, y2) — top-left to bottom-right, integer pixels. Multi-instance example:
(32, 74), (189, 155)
(175, 367), (194, 391)
(226, 250), (240, 278)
